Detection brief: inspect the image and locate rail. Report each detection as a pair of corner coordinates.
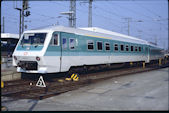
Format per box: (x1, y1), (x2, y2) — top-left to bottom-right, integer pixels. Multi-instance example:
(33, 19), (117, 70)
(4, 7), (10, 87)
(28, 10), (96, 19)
(1, 62), (168, 100)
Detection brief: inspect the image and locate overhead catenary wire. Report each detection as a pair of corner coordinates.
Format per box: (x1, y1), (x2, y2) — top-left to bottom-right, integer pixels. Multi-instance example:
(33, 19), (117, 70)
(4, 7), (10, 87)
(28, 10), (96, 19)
(76, 3), (122, 29)
(106, 2), (167, 38)
(113, 3), (167, 26)
(134, 2), (165, 19)
(133, 2), (168, 27)
(93, 3), (125, 19)
(2, 1), (168, 48)
(19, 1), (69, 27)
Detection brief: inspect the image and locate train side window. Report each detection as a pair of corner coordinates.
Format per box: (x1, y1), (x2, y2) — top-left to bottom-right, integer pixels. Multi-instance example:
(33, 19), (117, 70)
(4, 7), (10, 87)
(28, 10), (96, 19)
(87, 40), (94, 50)
(97, 41), (102, 51)
(139, 46), (141, 52)
(105, 42), (110, 51)
(131, 45), (133, 51)
(62, 38), (67, 49)
(114, 44), (118, 51)
(50, 34), (59, 46)
(120, 44), (124, 51)
(69, 38), (75, 50)
(135, 46), (138, 52)
(126, 45), (129, 51)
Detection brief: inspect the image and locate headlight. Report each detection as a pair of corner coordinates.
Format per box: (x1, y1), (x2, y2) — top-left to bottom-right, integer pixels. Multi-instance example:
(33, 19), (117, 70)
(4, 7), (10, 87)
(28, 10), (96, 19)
(14, 56), (17, 60)
(36, 56), (40, 61)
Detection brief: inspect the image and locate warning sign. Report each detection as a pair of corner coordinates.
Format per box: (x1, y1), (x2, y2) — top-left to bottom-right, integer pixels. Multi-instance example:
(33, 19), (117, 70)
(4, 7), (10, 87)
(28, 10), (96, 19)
(36, 76), (46, 87)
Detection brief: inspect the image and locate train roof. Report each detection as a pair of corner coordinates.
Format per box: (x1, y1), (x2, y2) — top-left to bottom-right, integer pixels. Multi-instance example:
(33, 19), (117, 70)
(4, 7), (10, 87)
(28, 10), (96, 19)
(28, 26), (154, 45)
(80, 27), (164, 49)
(79, 27), (146, 42)
(1, 33), (19, 39)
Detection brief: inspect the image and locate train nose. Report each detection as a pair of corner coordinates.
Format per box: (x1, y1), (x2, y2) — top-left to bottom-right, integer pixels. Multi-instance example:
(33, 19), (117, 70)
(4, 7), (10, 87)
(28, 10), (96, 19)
(17, 61), (38, 70)
(17, 61), (23, 68)
(17, 61), (26, 70)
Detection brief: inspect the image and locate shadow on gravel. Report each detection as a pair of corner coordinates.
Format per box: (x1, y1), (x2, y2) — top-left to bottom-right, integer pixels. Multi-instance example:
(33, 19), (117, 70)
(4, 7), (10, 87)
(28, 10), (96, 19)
(20, 67), (126, 82)
(21, 72), (67, 82)
(21, 63), (168, 82)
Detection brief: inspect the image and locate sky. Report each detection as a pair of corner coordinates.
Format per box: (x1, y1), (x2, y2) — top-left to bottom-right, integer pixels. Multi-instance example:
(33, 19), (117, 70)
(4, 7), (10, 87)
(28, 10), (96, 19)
(1, 0), (168, 50)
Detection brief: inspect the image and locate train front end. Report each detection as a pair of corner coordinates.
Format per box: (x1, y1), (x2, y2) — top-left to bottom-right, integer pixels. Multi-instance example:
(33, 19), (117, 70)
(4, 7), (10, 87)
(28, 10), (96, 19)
(12, 30), (52, 74)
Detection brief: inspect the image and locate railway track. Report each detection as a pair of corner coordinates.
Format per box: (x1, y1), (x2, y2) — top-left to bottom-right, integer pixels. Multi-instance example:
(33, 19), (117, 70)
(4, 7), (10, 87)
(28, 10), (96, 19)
(2, 63), (168, 100)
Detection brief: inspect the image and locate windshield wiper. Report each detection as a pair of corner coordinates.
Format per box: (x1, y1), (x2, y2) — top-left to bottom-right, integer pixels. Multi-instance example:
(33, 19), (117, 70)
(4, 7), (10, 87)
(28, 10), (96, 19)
(21, 43), (24, 48)
(34, 44), (38, 48)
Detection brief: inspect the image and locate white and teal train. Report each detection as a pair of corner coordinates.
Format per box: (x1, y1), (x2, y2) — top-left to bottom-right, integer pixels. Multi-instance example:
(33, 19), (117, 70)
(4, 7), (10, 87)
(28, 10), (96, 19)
(12, 26), (164, 74)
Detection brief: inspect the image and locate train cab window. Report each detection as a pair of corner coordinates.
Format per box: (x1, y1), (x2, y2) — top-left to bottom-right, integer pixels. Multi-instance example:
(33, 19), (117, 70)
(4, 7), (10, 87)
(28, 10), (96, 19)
(114, 44), (118, 51)
(21, 33), (47, 46)
(50, 34), (59, 46)
(87, 40), (94, 50)
(131, 46), (133, 51)
(69, 38), (75, 50)
(135, 46), (138, 52)
(62, 38), (67, 49)
(126, 45), (129, 51)
(120, 44), (124, 51)
(97, 42), (103, 50)
(139, 47), (141, 52)
(105, 42), (110, 51)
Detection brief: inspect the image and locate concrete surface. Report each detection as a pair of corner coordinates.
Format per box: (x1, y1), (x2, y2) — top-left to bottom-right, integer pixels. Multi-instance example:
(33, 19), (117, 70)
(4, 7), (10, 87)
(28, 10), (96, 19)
(1, 58), (21, 81)
(1, 72), (21, 81)
(1, 67), (168, 111)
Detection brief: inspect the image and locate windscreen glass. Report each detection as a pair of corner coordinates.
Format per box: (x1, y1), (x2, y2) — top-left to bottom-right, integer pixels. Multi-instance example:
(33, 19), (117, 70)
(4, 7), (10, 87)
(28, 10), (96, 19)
(20, 33), (47, 46)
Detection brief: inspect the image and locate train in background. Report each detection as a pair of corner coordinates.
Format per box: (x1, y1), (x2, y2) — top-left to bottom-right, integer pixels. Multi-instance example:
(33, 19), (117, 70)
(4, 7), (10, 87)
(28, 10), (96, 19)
(1, 33), (19, 57)
(12, 26), (165, 74)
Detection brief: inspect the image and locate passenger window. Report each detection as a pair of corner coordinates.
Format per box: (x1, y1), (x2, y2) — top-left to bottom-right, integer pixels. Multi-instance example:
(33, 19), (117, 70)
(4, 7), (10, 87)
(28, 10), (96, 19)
(97, 42), (102, 50)
(114, 44), (118, 51)
(69, 38), (75, 49)
(139, 47), (141, 52)
(126, 45), (129, 51)
(50, 34), (59, 46)
(120, 44), (124, 51)
(62, 38), (67, 49)
(105, 42), (110, 51)
(135, 46), (138, 51)
(87, 40), (94, 50)
(131, 46), (133, 51)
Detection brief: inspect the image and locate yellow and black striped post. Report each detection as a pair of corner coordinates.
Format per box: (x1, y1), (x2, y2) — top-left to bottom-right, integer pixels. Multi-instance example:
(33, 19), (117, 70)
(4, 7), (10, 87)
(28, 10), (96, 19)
(65, 73), (79, 81)
(130, 62), (133, 66)
(71, 73), (79, 81)
(1, 81), (8, 111)
(143, 62), (145, 68)
(159, 58), (162, 66)
(1, 81), (4, 88)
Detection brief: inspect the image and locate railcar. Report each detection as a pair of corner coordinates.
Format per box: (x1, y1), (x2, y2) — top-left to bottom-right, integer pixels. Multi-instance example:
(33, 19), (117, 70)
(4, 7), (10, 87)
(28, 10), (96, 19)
(12, 26), (164, 73)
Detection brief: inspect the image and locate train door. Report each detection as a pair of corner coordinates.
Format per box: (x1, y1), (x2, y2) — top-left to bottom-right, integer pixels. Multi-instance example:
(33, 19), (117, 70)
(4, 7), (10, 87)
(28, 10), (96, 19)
(145, 46), (150, 63)
(60, 32), (76, 72)
(45, 32), (62, 72)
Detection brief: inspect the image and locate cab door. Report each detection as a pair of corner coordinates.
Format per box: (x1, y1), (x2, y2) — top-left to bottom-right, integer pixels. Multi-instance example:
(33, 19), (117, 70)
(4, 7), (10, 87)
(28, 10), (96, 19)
(45, 32), (62, 72)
